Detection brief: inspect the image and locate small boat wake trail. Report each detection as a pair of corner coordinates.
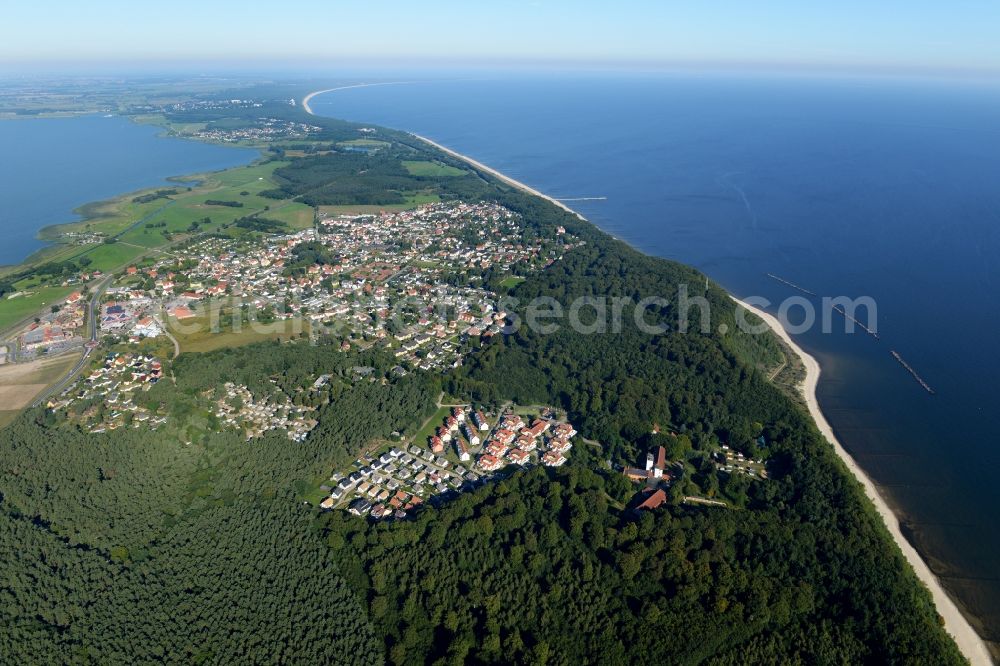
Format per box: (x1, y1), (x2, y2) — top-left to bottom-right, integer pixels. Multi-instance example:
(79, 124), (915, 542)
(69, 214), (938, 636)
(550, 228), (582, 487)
(720, 172), (758, 230)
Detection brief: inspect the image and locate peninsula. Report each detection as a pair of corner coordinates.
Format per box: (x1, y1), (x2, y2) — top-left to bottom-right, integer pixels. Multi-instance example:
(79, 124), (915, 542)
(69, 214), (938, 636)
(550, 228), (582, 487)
(0, 82), (980, 664)
(303, 88), (990, 664)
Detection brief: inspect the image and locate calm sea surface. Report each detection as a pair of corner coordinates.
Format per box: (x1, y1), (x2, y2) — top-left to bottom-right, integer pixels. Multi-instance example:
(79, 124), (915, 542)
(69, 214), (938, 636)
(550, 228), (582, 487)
(0, 115), (254, 266)
(311, 74), (1000, 642)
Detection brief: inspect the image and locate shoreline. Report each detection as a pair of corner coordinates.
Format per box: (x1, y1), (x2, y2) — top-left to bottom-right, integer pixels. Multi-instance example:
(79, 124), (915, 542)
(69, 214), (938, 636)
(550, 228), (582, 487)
(301, 87), (585, 221)
(307, 87), (990, 662)
(301, 81), (417, 115)
(733, 297), (991, 665)
(411, 134), (588, 222)
(0, 117), (258, 274)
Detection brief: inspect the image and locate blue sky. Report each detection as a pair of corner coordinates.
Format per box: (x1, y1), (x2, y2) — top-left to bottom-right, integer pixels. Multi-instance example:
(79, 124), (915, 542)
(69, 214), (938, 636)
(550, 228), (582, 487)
(3, 0), (999, 73)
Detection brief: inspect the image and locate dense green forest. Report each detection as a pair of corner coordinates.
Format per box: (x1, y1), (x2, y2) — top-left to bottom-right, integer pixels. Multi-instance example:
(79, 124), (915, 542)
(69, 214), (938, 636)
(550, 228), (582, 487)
(321, 462), (960, 665)
(0, 99), (968, 664)
(0, 341), (436, 663)
(261, 146), (489, 206)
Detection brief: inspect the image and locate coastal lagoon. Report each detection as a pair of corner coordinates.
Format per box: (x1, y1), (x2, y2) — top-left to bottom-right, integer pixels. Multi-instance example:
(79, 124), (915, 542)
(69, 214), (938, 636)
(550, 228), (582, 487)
(311, 74), (1000, 644)
(0, 115), (255, 267)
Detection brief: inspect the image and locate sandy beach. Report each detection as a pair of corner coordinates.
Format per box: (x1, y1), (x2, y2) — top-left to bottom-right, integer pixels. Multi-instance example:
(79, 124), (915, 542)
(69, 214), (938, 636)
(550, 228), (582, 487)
(301, 82), (416, 115)
(302, 88), (585, 220)
(411, 134), (587, 221)
(303, 88), (991, 663)
(733, 297), (991, 665)
(420, 134), (993, 665)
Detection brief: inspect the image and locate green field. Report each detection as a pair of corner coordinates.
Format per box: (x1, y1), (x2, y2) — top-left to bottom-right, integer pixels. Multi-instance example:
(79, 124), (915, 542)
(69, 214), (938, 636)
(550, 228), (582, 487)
(168, 306), (311, 354)
(166, 121), (209, 136)
(402, 160), (467, 177)
(337, 138), (390, 148)
(409, 404), (457, 450)
(284, 149), (333, 158)
(48, 194), (180, 241)
(261, 202), (314, 229)
(86, 162), (287, 252)
(2, 161), (284, 281)
(498, 276), (526, 289)
(317, 192), (440, 217)
(75, 241), (148, 271)
(2, 195), (186, 280)
(0, 286), (75, 332)
(177, 324), (308, 354)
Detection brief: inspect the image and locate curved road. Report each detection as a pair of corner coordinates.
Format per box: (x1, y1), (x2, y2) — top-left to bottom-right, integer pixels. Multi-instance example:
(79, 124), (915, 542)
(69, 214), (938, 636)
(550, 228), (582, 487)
(30, 273), (112, 407)
(154, 313), (180, 359)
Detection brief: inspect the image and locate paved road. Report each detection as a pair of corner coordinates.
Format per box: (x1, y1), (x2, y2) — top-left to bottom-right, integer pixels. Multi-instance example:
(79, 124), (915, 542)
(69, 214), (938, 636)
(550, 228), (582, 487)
(31, 274), (113, 407)
(155, 313), (180, 359)
(19, 226), (243, 407)
(11, 174), (313, 407)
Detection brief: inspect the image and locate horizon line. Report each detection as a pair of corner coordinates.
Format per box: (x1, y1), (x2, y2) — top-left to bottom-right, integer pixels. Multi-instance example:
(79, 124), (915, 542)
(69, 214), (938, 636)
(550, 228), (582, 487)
(2, 56), (1000, 81)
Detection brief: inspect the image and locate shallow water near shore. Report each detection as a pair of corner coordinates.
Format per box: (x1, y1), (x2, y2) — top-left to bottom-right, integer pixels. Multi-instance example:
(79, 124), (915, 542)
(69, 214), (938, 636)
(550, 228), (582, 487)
(310, 73), (1000, 649)
(0, 115), (254, 267)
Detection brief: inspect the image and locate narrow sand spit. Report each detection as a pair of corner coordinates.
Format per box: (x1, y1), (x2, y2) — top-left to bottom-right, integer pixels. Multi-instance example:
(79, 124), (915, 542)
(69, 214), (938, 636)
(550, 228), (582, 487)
(301, 82), (416, 115)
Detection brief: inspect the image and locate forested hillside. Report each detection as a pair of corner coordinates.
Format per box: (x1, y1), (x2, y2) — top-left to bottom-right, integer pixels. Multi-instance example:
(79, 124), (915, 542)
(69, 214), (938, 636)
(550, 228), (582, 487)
(0, 342), (436, 663)
(322, 461), (960, 665)
(0, 101), (967, 664)
(317, 184), (965, 665)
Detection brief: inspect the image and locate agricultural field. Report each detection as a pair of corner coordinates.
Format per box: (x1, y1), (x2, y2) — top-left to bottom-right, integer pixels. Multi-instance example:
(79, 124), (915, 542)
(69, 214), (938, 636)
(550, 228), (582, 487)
(74, 241), (148, 271)
(1, 193), (184, 279)
(111, 162), (289, 248)
(166, 307), (311, 354)
(164, 121), (209, 136)
(44, 190), (181, 241)
(261, 202), (314, 229)
(283, 149), (333, 158)
(336, 138), (390, 148)
(0, 352), (79, 427)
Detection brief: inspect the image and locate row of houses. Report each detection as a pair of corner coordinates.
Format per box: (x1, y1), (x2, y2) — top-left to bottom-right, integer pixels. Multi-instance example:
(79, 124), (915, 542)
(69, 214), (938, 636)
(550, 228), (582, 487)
(323, 444), (481, 519)
(320, 404), (576, 520)
(49, 352), (165, 432)
(476, 411), (576, 472)
(214, 381), (317, 442)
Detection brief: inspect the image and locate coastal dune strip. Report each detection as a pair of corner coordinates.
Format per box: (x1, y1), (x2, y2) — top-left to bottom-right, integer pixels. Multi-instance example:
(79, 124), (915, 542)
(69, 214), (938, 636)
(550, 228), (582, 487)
(303, 88), (990, 664)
